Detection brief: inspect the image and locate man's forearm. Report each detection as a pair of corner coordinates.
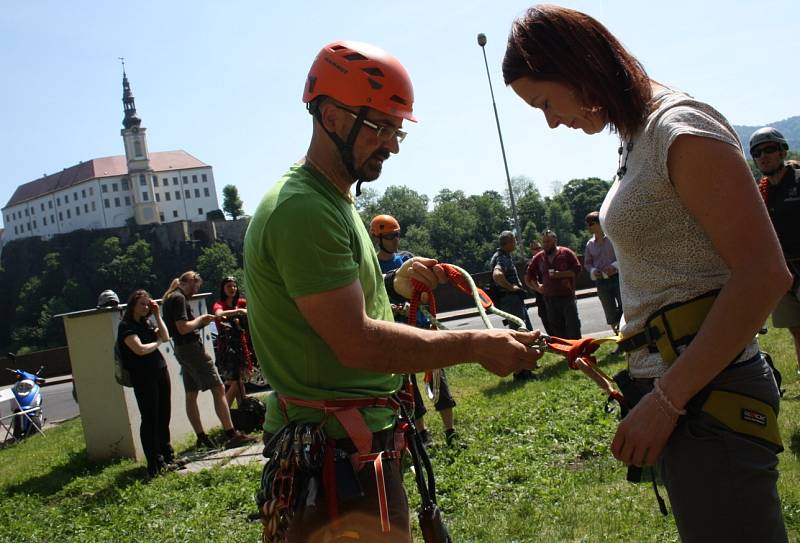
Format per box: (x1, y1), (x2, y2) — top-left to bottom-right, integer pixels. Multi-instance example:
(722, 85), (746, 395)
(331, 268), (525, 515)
(339, 319), (482, 373)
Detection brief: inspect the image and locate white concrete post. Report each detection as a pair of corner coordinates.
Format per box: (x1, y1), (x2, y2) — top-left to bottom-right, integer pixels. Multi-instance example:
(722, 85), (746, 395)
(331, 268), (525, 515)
(60, 293), (219, 462)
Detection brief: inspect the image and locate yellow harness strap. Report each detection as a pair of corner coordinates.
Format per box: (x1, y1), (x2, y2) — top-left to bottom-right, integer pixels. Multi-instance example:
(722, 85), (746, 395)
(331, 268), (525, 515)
(701, 390), (782, 449)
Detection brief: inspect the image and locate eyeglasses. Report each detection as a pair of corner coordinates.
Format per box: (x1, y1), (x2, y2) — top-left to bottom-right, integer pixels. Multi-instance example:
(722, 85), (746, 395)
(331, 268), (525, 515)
(337, 106), (407, 144)
(380, 232), (401, 240)
(752, 144), (779, 159)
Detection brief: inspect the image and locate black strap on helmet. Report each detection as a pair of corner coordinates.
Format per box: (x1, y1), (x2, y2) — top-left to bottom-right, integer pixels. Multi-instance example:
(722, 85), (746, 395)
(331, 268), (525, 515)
(308, 100), (369, 194)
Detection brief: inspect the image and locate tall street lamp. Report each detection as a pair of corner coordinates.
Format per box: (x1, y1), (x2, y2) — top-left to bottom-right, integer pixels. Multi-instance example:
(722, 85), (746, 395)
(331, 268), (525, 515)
(477, 32), (521, 243)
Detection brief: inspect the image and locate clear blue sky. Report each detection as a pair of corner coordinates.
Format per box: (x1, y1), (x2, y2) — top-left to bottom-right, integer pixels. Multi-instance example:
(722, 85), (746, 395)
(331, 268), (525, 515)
(1, 1), (797, 220)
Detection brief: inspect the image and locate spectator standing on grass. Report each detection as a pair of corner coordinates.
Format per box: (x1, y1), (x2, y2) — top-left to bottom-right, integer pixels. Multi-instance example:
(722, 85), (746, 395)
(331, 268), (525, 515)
(526, 230), (582, 339)
(162, 271), (254, 450)
(212, 276), (252, 407)
(490, 230), (537, 381)
(584, 211), (623, 334)
(371, 214), (463, 448)
(750, 127), (800, 375)
(117, 289), (176, 479)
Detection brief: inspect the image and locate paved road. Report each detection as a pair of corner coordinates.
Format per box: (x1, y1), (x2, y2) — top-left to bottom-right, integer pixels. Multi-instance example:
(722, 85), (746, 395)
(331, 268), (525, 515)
(442, 296), (614, 337)
(39, 296), (613, 423)
(41, 381), (80, 424)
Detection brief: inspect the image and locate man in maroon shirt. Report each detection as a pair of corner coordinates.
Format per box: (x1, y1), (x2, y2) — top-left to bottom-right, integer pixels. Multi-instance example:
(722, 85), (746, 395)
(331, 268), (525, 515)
(525, 230), (582, 339)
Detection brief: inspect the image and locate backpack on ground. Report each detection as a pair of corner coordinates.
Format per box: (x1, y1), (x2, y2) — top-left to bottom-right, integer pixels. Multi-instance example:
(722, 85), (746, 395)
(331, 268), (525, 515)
(230, 396), (266, 434)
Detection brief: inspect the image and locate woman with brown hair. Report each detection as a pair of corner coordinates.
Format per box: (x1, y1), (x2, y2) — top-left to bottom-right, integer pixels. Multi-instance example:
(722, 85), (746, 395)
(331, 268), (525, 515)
(504, 5), (790, 541)
(118, 289), (174, 478)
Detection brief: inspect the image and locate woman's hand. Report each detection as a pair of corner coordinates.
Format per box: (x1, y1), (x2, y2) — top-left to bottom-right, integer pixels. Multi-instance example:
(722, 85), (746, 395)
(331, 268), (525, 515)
(610, 392), (679, 467)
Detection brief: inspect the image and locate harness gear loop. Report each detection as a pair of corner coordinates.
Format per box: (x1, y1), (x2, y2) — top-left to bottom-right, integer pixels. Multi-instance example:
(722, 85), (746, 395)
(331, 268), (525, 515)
(276, 394), (408, 534)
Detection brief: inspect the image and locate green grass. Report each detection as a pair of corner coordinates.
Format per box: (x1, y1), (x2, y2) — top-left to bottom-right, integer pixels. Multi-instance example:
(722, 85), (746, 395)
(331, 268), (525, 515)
(1, 327), (799, 542)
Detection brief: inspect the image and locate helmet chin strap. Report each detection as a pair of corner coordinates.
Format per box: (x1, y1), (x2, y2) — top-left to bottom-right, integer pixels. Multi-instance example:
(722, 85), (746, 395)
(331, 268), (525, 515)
(378, 237), (394, 254)
(311, 104), (369, 193)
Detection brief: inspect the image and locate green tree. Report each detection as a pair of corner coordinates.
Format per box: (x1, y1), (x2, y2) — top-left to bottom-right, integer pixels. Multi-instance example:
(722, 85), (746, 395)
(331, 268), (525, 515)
(374, 185), (429, 232)
(543, 198), (578, 251)
(403, 224), (435, 257)
(196, 242), (240, 295)
(107, 239), (157, 295)
(557, 177), (612, 235)
(355, 186), (382, 227)
(222, 185), (244, 220)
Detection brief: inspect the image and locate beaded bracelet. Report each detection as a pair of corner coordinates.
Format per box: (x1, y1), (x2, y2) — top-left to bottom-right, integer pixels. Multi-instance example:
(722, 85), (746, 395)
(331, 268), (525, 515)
(653, 379), (687, 417)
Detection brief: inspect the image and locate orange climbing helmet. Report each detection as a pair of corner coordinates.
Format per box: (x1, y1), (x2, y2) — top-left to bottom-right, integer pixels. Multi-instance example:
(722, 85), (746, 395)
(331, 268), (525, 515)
(369, 214), (401, 236)
(303, 40), (417, 122)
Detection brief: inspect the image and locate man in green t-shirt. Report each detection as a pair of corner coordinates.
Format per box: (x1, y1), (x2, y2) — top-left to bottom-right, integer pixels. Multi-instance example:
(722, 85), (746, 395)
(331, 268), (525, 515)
(245, 40), (542, 543)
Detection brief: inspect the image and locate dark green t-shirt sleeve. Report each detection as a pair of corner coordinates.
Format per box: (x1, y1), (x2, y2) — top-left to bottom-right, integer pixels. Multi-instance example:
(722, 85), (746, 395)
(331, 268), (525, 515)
(267, 194), (359, 298)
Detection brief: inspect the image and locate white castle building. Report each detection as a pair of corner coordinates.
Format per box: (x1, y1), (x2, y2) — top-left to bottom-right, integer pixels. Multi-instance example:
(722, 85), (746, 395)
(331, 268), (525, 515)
(2, 68), (221, 242)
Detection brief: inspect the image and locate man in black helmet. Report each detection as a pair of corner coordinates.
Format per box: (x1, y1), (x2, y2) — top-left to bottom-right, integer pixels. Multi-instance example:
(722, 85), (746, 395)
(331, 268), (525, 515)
(751, 127), (800, 373)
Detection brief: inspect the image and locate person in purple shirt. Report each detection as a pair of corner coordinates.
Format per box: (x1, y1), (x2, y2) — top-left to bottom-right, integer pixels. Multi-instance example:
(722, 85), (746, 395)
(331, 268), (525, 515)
(584, 211), (623, 333)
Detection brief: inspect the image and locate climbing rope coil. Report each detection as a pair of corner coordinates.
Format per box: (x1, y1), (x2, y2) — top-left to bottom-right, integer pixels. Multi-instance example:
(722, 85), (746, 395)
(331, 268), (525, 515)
(407, 263), (625, 408)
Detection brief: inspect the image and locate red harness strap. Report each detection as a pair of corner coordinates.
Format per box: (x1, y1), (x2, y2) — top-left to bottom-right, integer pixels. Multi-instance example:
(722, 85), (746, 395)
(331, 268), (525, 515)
(279, 395), (407, 534)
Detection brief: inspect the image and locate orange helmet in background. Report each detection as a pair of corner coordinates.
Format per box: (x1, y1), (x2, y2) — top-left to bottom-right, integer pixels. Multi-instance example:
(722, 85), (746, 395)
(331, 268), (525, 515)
(303, 40), (416, 122)
(369, 214), (401, 236)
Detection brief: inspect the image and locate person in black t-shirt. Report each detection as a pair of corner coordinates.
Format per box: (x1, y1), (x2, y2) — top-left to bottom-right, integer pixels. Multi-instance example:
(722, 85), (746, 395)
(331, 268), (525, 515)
(162, 271), (255, 449)
(751, 127), (800, 373)
(118, 289), (175, 478)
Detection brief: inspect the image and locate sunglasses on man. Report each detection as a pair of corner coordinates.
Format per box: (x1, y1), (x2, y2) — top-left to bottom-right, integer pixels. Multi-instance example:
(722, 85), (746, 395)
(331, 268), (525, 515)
(751, 144), (780, 159)
(380, 233), (400, 240)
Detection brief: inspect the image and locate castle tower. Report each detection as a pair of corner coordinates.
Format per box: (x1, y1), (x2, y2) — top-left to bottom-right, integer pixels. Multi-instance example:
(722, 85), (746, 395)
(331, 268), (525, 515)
(120, 60), (160, 225)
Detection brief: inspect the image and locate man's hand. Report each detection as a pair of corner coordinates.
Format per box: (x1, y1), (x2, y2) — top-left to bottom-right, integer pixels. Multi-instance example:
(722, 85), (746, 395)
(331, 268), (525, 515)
(474, 329), (543, 376)
(199, 314), (216, 327)
(602, 266), (617, 277)
(393, 257), (448, 300)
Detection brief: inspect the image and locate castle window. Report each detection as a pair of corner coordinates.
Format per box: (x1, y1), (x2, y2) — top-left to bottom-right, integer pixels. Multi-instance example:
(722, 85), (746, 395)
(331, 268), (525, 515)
(125, 196), (131, 206)
(175, 191), (181, 200)
(165, 192), (171, 201)
(140, 175), (146, 187)
(194, 189), (200, 198)
(104, 199), (110, 208)
(114, 197), (120, 207)
(184, 189), (190, 199)
(204, 188), (210, 197)
(202, 174), (208, 183)
(121, 179), (129, 190)
(198, 208), (203, 216)
(173, 210), (179, 218)
(192, 175), (198, 183)
(156, 193), (161, 202)
(142, 192), (149, 201)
